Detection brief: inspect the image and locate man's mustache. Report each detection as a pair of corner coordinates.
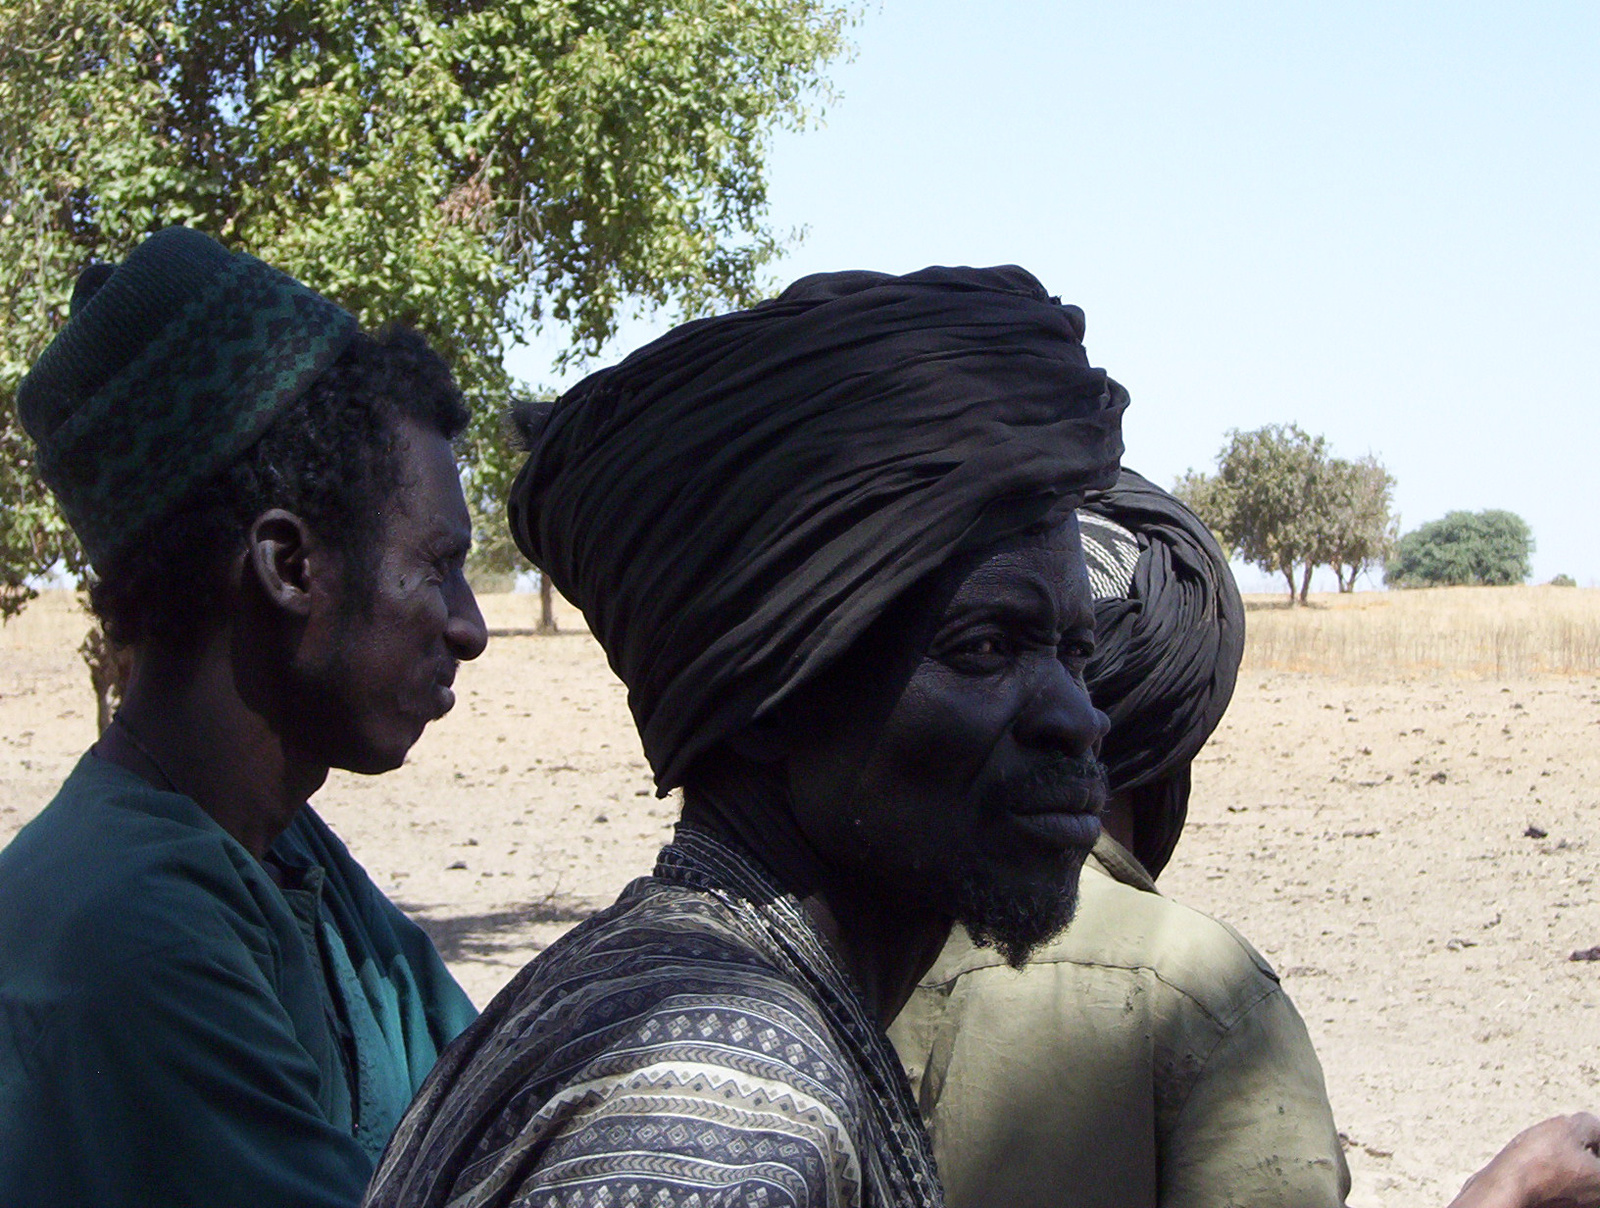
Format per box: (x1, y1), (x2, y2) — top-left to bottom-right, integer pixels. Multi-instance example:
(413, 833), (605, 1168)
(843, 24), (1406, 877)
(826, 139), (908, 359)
(990, 755), (1108, 815)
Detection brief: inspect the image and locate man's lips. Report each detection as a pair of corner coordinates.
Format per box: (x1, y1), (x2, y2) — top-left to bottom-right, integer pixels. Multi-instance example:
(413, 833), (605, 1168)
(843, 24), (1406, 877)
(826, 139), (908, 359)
(996, 759), (1107, 851)
(1007, 808), (1102, 850)
(431, 664), (459, 718)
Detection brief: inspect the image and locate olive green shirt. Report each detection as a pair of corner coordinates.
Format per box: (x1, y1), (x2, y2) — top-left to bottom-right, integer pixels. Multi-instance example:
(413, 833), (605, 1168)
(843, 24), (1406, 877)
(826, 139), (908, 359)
(889, 837), (1350, 1208)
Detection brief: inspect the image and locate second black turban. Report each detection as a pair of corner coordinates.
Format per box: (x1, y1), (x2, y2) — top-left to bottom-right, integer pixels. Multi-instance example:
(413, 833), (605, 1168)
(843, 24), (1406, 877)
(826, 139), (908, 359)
(1080, 468), (1246, 877)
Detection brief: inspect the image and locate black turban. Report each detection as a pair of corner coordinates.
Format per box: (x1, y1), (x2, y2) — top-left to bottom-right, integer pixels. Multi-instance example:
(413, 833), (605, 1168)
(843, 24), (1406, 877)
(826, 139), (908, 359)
(1079, 468), (1245, 878)
(510, 265), (1128, 790)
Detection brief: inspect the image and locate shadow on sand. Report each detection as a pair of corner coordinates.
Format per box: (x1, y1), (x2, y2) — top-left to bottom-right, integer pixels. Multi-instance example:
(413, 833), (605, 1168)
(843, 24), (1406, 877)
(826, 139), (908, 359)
(397, 894), (597, 963)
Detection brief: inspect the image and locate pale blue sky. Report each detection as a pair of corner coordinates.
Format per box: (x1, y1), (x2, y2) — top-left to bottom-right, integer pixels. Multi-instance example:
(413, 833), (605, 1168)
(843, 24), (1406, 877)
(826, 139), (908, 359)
(509, 2), (1600, 589)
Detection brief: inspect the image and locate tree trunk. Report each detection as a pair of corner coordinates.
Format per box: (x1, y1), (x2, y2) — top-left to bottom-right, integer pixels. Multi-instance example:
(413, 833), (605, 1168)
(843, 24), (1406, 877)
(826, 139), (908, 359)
(1298, 562), (1315, 605)
(537, 574), (557, 635)
(1283, 567), (1297, 604)
(79, 623), (133, 735)
(1334, 565), (1349, 593)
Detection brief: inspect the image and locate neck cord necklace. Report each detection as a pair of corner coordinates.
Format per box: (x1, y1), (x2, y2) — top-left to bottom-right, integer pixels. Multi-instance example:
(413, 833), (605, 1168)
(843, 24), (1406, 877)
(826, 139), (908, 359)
(109, 714), (180, 794)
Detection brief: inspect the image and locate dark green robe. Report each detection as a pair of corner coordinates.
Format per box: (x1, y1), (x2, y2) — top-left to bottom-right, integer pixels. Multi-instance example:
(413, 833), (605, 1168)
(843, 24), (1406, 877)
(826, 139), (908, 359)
(0, 754), (476, 1207)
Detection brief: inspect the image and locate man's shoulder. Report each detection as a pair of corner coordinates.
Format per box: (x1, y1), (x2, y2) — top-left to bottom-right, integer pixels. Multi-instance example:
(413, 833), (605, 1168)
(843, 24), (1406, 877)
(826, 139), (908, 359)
(926, 862), (1284, 1031)
(5, 750), (237, 853)
(494, 876), (858, 1080)
(536, 882), (863, 1106)
(0, 754), (285, 991)
(371, 879), (871, 1208)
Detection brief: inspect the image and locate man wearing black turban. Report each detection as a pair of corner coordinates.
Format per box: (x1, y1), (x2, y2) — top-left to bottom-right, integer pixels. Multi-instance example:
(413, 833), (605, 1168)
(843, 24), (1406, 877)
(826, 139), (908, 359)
(889, 469), (1351, 1208)
(365, 266), (1126, 1208)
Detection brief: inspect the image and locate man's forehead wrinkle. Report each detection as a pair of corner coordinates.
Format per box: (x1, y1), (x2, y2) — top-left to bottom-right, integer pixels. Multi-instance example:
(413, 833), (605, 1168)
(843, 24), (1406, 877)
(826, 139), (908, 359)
(943, 570), (1056, 624)
(388, 425), (469, 527)
(389, 479), (470, 546)
(941, 547), (1082, 631)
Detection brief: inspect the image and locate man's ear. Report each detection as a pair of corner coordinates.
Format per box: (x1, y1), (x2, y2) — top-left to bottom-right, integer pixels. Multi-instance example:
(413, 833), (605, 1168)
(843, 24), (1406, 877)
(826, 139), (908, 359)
(243, 509), (322, 618)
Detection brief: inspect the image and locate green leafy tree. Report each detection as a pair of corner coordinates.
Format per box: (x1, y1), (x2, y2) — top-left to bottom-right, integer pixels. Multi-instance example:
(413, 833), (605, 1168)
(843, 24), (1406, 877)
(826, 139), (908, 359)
(0, 428), (80, 619)
(1176, 423), (1330, 605)
(1385, 510), (1534, 588)
(1321, 454), (1397, 592)
(1, 0), (855, 619)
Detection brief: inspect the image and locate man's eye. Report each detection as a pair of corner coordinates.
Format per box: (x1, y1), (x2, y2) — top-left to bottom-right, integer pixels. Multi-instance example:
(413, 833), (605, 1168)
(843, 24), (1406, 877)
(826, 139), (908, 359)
(1060, 638), (1095, 664)
(944, 634), (1010, 667)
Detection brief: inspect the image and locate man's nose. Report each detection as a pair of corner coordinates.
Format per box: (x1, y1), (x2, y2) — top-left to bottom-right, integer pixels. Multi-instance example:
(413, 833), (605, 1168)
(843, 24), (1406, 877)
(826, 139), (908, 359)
(445, 577), (489, 662)
(1014, 659), (1109, 758)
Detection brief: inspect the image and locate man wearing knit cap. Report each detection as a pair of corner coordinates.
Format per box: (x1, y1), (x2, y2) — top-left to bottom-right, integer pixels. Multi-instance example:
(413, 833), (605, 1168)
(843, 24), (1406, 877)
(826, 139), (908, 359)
(0, 227), (486, 1207)
(889, 468), (1350, 1208)
(365, 266), (1126, 1208)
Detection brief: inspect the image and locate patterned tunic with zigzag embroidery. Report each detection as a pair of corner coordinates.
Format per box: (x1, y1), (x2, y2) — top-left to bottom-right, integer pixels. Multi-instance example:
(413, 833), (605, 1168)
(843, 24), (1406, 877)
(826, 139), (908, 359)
(363, 827), (943, 1208)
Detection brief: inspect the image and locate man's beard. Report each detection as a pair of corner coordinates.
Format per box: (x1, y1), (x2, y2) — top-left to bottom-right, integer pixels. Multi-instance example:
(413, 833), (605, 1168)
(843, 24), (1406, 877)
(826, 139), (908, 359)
(953, 852), (1087, 968)
(952, 754), (1105, 969)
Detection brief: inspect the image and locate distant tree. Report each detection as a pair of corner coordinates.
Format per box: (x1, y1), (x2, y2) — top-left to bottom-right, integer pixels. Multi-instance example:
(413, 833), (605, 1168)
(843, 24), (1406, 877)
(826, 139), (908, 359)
(1179, 426), (1399, 604)
(1385, 510), (1534, 588)
(1176, 423), (1330, 605)
(535, 573), (558, 636)
(1171, 467), (1225, 530)
(1549, 574), (1576, 588)
(1321, 455), (1397, 592)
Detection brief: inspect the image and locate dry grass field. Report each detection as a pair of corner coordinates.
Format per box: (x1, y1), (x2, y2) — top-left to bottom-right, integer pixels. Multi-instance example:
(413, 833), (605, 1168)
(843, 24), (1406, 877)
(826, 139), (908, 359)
(2, 586), (1598, 1207)
(1242, 584), (1600, 677)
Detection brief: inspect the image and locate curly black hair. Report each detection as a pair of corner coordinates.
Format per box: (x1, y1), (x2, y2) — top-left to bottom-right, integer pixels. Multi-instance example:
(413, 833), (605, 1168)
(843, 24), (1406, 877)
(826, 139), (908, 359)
(90, 326), (470, 648)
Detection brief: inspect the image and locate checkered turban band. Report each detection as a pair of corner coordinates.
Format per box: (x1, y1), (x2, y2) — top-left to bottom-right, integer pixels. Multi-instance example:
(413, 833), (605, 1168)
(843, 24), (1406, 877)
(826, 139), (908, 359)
(1079, 511), (1142, 600)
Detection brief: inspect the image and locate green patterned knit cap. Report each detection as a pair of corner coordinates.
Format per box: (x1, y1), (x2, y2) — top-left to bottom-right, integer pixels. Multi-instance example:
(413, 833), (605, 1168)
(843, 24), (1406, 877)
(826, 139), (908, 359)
(16, 226), (359, 572)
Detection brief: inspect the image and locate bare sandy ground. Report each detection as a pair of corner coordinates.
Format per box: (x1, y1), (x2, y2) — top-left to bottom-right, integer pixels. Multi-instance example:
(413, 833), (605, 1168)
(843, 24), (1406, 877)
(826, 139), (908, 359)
(2, 590), (1597, 1207)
